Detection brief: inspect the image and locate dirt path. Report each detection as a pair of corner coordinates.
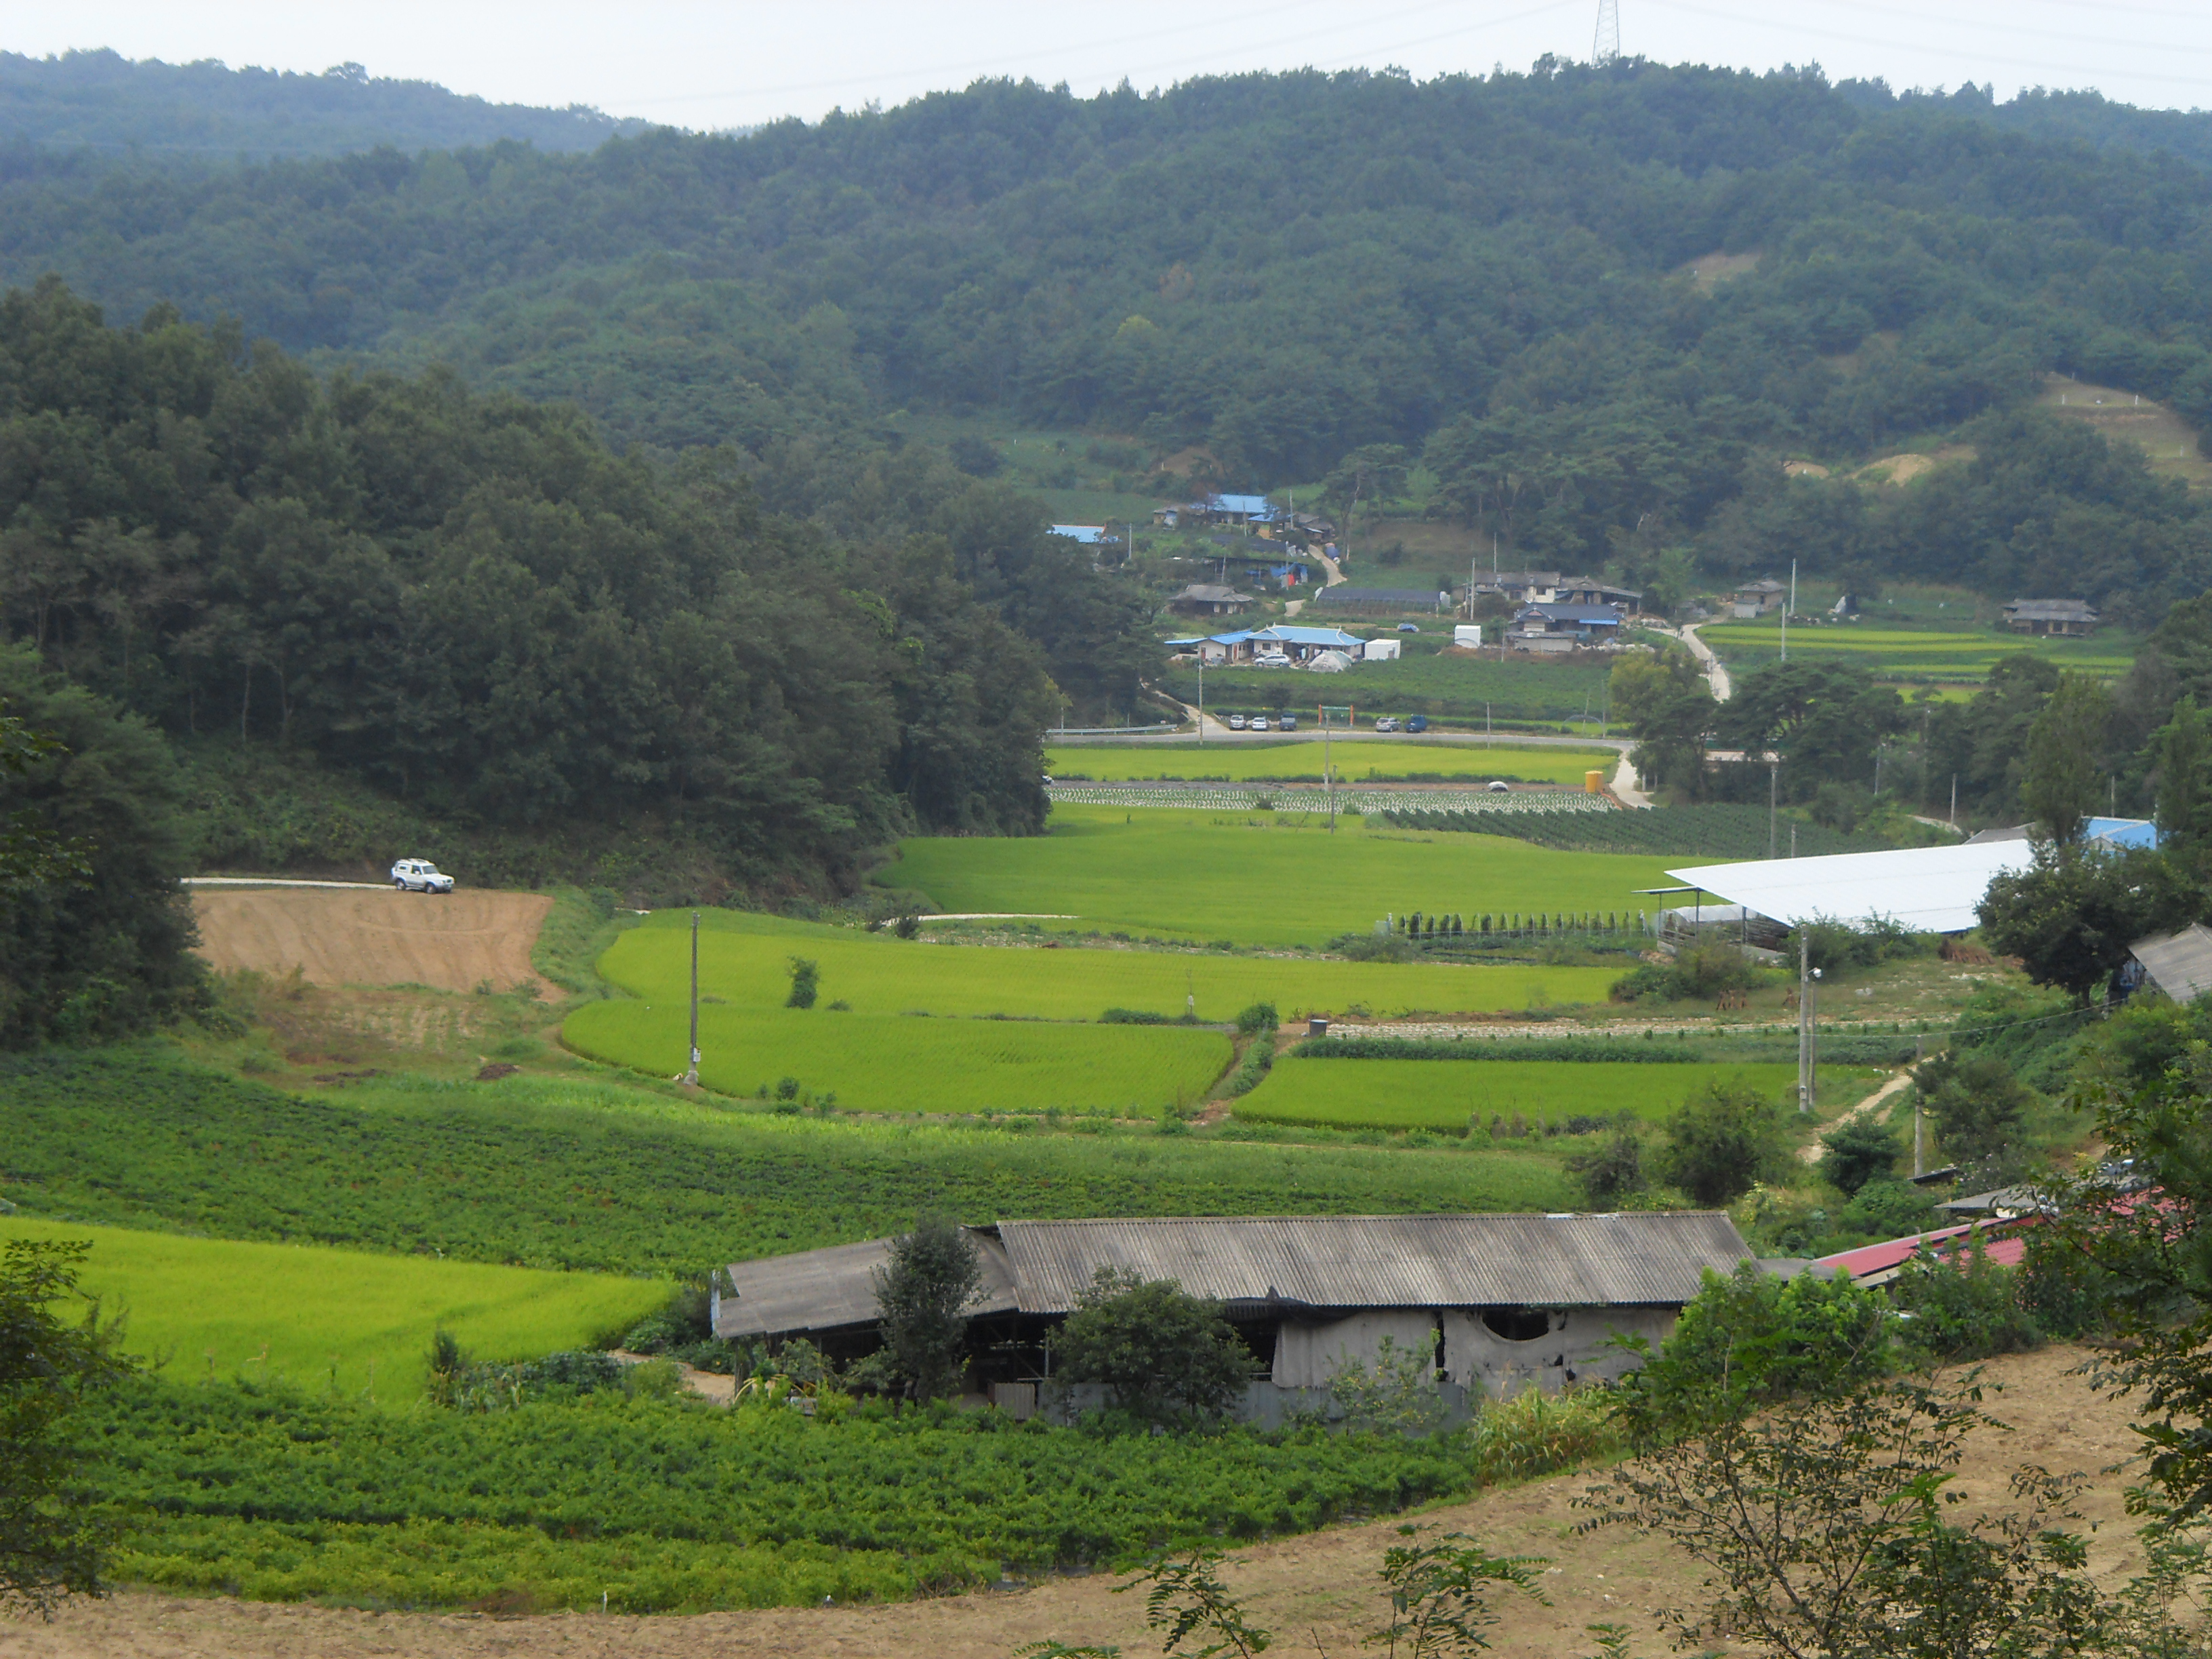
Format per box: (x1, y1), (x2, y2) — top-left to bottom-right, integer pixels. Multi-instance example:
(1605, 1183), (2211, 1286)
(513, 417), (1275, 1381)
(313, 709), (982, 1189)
(1799, 1069), (1914, 1163)
(0, 1346), (2146, 1659)
(190, 888), (554, 995)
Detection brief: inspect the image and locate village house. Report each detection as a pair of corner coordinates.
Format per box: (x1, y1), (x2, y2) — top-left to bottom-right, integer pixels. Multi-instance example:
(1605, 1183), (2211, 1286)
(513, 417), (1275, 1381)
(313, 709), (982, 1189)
(1505, 602), (1627, 652)
(1313, 586), (1450, 615)
(1731, 579), (1787, 617)
(1167, 583), (1256, 617)
(1462, 571), (1642, 609)
(1153, 493), (1277, 530)
(712, 1212), (1755, 1419)
(2002, 598), (2099, 636)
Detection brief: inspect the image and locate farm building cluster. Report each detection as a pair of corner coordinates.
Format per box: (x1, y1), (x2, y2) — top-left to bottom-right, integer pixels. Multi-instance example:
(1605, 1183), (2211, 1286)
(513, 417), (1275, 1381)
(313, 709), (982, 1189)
(714, 1212), (1756, 1421)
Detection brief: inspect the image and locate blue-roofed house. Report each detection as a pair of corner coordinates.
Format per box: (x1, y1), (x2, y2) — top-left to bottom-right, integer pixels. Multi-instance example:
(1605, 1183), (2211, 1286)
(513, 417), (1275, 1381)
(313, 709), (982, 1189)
(1252, 624), (1364, 663)
(1051, 524), (1109, 545)
(1154, 493), (1278, 530)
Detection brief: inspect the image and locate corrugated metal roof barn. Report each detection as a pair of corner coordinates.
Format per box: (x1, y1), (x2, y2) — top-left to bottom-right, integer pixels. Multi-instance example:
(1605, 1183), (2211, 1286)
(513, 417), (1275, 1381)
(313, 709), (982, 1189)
(714, 1212), (1749, 1343)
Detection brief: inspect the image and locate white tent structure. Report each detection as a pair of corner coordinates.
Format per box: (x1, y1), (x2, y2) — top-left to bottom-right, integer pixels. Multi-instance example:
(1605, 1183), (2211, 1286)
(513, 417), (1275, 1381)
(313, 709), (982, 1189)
(1307, 649), (1355, 672)
(1665, 841), (2039, 935)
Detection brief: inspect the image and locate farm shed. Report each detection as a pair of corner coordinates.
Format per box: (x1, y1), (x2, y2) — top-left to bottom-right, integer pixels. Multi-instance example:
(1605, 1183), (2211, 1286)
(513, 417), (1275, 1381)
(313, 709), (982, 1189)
(2123, 922), (2212, 1005)
(1313, 586), (1450, 613)
(1731, 579), (1786, 617)
(1168, 583), (1255, 616)
(2003, 598), (2099, 636)
(712, 1211), (1753, 1408)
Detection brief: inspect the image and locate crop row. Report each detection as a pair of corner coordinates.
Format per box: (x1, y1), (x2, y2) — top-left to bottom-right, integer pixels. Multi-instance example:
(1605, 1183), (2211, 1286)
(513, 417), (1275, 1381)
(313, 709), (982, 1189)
(1383, 802), (1887, 858)
(1232, 1057), (1882, 1134)
(84, 1379), (1479, 1610)
(1051, 785), (1616, 813)
(0, 1049), (1574, 1277)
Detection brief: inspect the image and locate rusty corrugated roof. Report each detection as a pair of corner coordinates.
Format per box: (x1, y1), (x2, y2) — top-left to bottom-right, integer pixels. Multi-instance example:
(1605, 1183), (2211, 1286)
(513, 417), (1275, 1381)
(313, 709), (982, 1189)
(994, 1212), (1749, 1314)
(716, 1229), (1019, 1340)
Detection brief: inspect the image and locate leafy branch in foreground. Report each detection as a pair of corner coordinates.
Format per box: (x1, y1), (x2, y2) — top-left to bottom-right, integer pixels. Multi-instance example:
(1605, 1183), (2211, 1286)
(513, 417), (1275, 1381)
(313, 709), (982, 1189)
(1, 1239), (138, 1619)
(1369, 1525), (1544, 1658)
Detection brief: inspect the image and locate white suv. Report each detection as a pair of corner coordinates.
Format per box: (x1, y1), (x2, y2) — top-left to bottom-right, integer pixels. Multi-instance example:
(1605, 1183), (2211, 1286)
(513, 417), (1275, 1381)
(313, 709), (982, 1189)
(390, 858), (455, 893)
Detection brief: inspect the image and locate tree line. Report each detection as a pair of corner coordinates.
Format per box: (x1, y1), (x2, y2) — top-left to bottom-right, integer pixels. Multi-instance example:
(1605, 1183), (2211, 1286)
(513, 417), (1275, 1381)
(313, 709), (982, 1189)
(9, 63), (2212, 605)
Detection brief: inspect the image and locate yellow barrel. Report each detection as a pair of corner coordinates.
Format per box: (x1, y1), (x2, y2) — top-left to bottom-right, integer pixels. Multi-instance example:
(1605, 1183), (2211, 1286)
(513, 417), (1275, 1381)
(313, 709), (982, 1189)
(1584, 769), (1605, 793)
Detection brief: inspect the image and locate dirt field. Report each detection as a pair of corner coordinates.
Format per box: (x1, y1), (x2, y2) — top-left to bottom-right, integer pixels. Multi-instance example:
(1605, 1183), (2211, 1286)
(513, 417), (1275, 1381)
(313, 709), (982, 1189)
(190, 888), (554, 994)
(0, 1345), (2152, 1659)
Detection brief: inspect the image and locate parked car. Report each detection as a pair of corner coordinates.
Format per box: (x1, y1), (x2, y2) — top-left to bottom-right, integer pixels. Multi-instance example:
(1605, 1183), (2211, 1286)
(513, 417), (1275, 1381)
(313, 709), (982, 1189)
(1228, 714), (1248, 730)
(1252, 650), (1292, 667)
(1405, 715), (1430, 733)
(1374, 716), (1399, 732)
(1041, 775), (1054, 787)
(391, 858), (454, 893)
(1277, 713), (1299, 731)
(1488, 779), (1511, 793)
(1249, 715), (1271, 731)
(1397, 622), (1420, 633)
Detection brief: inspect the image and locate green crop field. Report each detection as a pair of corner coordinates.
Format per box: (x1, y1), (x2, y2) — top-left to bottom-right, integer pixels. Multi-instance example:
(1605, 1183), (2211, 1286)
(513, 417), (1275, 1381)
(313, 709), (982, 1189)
(0, 1050), (1576, 1277)
(595, 910), (1622, 1021)
(1699, 621), (2137, 684)
(1046, 741), (1618, 785)
(882, 804), (1681, 945)
(1159, 651), (1613, 726)
(1233, 1057), (1884, 1134)
(0, 1215), (661, 1404)
(563, 1002), (1233, 1114)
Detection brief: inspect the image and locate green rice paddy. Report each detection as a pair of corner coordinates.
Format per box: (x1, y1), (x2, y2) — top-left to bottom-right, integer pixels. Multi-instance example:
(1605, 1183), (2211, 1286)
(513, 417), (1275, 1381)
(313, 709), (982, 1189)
(1699, 621), (2136, 684)
(562, 1002), (1233, 1115)
(1158, 651), (1614, 726)
(882, 805), (1681, 946)
(594, 910), (1622, 1020)
(1046, 741), (1618, 784)
(0, 1214), (663, 1405)
(1232, 1057), (1885, 1134)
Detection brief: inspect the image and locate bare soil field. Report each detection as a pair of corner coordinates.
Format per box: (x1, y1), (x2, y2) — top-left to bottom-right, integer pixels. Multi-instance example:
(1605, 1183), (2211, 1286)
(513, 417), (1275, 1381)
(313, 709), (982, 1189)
(0, 1345), (2148, 1659)
(191, 888), (553, 994)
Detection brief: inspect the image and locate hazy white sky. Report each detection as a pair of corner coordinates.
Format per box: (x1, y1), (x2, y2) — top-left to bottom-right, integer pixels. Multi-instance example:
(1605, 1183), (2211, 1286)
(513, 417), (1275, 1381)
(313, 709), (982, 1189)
(7, 1), (2211, 129)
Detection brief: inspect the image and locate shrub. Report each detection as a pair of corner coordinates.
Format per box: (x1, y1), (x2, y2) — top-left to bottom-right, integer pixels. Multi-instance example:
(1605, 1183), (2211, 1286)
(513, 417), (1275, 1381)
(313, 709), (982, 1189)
(870, 1215), (983, 1400)
(1652, 1081), (1789, 1207)
(1233, 1002), (1278, 1036)
(1563, 1128), (1645, 1208)
(785, 957), (820, 1009)
(1817, 1117), (1901, 1195)
(1835, 1178), (1936, 1242)
(1326, 1334), (1445, 1435)
(2014, 1223), (2114, 1338)
(1785, 916), (1937, 978)
(1610, 942), (1761, 1004)
(1889, 1241), (2041, 1363)
(1101, 1007), (1170, 1024)
(1912, 1052), (2034, 1165)
(1053, 1268), (1252, 1424)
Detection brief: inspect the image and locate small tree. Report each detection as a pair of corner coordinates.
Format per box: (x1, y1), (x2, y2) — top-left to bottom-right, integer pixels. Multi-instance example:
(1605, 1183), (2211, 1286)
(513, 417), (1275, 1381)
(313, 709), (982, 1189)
(1, 1239), (135, 1617)
(2023, 671), (2111, 846)
(1818, 1115), (1902, 1195)
(1652, 1080), (1787, 1207)
(1912, 1051), (2034, 1165)
(1564, 1127), (1645, 1208)
(870, 1214), (982, 1399)
(785, 956), (820, 1009)
(1053, 1268), (1252, 1423)
(1370, 1525), (1543, 1658)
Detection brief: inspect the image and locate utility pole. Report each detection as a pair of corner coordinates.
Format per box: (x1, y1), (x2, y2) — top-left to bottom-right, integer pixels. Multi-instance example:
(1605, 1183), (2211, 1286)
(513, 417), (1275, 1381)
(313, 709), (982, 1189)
(1950, 773), (1957, 826)
(1797, 930), (1816, 1113)
(1768, 761), (1778, 859)
(1324, 704), (1334, 834)
(1782, 558), (1795, 663)
(683, 909), (701, 1087)
(1912, 1033), (1925, 1176)
(1197, 659), (1204, 745)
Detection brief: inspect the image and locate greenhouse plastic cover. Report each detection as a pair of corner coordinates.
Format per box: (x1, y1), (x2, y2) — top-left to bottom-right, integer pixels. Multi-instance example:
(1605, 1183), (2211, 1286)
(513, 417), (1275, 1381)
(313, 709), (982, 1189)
(1665, 840), (2038, 935)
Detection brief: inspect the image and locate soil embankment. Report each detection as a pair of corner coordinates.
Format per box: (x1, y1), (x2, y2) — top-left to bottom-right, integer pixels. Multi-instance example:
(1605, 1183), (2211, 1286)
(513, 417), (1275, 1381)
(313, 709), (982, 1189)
(0, 1344), (2145, 1659)
(190, 887), (553, 994)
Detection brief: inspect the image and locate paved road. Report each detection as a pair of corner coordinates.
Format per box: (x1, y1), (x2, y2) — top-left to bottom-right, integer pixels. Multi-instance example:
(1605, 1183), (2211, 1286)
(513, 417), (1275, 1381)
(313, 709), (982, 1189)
(1675, 621), (1733, 700)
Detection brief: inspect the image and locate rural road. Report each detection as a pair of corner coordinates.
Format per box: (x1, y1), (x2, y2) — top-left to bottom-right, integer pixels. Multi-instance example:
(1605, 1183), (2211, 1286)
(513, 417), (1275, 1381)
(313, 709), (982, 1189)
(1675, 621), (1732, 700)
(1279, 545), (1344, 616)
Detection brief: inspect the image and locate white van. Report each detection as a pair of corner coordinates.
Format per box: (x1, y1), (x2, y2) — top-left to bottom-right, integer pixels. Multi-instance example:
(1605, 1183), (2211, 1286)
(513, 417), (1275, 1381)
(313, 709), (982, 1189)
(390, 859), (455, 893)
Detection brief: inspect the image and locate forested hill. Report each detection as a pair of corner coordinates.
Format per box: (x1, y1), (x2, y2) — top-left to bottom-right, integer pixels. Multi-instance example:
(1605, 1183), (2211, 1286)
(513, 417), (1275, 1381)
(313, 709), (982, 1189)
(8, 62), (2212, 607)
(0, 281), (1136, 899)
(0, 49), (652, 159)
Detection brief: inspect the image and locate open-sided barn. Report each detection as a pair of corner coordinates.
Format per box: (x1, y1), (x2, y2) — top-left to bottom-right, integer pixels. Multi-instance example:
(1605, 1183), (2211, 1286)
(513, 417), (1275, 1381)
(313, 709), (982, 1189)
(714, 1211), (1753, 1412)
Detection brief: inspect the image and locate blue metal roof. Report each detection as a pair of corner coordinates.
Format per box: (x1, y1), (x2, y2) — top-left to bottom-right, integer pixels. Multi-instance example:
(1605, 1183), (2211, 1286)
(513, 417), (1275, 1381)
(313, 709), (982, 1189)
(1257, 626), (1363, 647)
(2087, 817), (2160, 850)
(1050, 524), (1107, 544)
(1211, 493), (1273, 514)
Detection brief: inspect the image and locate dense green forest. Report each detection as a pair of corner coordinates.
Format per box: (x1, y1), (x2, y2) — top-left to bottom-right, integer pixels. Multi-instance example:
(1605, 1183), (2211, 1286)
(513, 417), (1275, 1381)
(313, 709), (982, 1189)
(0, 282), (1153, 964)
(1, 49), (648, 159)
(8, 60), (2212, 611)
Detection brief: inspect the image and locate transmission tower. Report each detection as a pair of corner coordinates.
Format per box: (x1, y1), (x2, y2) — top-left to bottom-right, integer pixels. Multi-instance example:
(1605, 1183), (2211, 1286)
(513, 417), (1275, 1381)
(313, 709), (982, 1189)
(1593, 0), (1620, 63)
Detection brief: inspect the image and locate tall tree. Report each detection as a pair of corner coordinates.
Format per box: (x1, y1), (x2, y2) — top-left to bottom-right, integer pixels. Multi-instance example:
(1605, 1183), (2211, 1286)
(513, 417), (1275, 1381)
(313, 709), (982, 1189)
(2023, 672), (2113, 844)
(869, 1214), (983, 1400)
